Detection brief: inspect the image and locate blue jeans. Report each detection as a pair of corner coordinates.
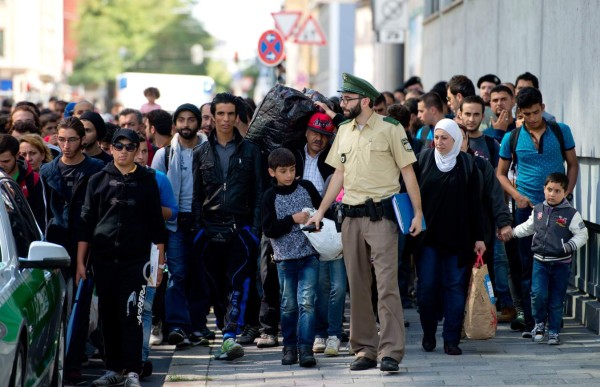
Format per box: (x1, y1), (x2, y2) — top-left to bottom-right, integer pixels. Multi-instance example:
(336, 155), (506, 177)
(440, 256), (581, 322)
(165, 227), (208, 332)
(416, 246), (468, 344)
(315, 258), (347, 338)
(277, 255), (319, 349)
(515, 206), (534, 326)
(494, 238), (513, 307)
(142, 286), (155, 362)
(531, 260), (571, 333)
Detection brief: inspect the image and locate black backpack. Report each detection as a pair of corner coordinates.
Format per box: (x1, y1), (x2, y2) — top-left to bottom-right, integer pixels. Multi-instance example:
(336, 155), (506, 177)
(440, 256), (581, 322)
(163, 145), (172, 172)
(508, 120), (566, 165)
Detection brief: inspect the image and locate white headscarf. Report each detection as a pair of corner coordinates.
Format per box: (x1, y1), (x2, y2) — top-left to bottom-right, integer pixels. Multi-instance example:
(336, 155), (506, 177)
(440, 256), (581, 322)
(433, 118), (462, 173)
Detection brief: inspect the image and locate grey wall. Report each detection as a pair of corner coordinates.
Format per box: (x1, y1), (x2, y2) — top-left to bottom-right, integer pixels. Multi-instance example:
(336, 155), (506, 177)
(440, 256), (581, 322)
(421, 0), (600, 223)
(422, 0), (599, 156)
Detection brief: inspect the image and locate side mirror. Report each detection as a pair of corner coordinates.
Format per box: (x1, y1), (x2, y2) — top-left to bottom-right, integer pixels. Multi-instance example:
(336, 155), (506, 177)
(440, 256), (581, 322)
(19, 241), (71, 269)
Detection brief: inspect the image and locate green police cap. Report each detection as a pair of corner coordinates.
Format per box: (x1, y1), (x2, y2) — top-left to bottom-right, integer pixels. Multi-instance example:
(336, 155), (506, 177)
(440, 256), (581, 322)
(337, 73), (380, 101)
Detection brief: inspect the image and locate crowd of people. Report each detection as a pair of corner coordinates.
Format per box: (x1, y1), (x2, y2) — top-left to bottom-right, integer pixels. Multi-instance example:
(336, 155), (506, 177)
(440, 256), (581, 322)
(0, 70), (588, 386)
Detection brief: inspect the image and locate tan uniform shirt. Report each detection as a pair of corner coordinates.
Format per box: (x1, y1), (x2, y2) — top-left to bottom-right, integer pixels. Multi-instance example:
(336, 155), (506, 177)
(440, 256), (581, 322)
(325, 112), (416, 205)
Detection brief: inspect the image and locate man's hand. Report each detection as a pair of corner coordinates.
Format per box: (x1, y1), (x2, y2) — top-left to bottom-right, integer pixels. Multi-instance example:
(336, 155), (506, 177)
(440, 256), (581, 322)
(314, 101), (335, 119)
(491, 110), (513, 132)
(474, 241), (486, 256)
(409, 214), (423, 236)
(497, 225), (513, 242)
(306, 210), (325, 231)
(515, 193), (533, 209)
(293, 211), (310, 225)
(75, 263), (87, 285)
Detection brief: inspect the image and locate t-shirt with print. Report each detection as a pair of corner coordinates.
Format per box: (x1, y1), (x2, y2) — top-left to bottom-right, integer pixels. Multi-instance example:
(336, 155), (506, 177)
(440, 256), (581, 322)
(469, 135), (499, 168)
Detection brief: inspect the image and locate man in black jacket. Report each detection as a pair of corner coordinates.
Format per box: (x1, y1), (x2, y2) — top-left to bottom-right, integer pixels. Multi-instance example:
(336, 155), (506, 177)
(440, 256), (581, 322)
(77, 129), (166, 387)
(192, 93), (263, 361)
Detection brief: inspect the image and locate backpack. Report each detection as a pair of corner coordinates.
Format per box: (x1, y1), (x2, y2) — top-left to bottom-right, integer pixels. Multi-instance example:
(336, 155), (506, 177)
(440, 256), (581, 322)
(420, 126), (433, 149)
(508, 120), (566, 165)
(483, 135), (498, 167)
(163, 145), (172, 172)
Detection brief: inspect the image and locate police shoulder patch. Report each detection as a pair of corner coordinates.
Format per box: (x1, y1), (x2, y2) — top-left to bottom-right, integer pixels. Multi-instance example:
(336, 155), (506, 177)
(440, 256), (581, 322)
(401, 138), (413, 152)
(383, 116), (400, 125)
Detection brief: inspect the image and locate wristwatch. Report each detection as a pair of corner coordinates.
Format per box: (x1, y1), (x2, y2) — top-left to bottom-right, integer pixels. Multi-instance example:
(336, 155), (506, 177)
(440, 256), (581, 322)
(566, 193), (574, 202)
(158, 264), (166, 270)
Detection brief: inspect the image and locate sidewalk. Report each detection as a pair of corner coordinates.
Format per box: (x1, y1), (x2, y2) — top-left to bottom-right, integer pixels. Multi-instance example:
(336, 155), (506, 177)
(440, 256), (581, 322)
(160, 306), (600, 386)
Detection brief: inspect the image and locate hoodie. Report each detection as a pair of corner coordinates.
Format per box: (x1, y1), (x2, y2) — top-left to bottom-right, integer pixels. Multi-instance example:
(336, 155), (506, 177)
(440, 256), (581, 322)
(79, 162), (166, 262)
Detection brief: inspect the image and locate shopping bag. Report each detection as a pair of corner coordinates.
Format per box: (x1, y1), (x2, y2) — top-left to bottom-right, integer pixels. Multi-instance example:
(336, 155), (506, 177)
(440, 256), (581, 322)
(463, 253), (497, 339)
(301, 208), (343, 261)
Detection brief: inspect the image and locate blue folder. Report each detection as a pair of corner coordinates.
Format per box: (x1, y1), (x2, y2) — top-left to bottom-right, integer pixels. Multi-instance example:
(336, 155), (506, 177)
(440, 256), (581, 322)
(391, 193), (426, 234)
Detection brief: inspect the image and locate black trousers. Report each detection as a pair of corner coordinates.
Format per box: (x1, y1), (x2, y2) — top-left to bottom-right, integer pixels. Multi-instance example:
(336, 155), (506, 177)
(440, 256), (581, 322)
(259, 235), (280, 335)
(93, 258), (146, 374)
(197, 227), (259, 335)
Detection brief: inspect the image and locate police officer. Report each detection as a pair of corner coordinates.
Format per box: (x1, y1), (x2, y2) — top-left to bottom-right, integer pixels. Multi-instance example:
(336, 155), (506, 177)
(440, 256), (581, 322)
(308, 73), (423, 372)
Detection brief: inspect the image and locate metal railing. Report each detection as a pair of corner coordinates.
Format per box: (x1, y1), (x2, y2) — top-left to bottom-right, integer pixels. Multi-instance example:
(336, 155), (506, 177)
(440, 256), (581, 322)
(571, 221), (600, 298)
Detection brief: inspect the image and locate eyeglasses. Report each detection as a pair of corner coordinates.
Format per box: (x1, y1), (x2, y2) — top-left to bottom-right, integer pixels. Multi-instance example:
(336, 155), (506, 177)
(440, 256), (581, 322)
(112, 142), (138, 152)
(340, 96), (363, 104)
(57, 137), (81, 143)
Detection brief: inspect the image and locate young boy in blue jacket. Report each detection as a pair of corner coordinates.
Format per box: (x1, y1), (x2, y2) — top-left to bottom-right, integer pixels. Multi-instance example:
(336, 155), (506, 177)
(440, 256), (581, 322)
(509, 172), (588, 345)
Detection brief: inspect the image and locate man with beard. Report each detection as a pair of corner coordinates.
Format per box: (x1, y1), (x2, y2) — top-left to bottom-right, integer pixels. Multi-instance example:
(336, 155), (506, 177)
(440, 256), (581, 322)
(307, 73), (423, 372)
(200, 103), (215, 137)
(484, 84), (516, 142)
(192, 93), (263, 360)
(151, 103), (213, 349)
(145, 109), (173, 148)
(80, 111), (113, 164)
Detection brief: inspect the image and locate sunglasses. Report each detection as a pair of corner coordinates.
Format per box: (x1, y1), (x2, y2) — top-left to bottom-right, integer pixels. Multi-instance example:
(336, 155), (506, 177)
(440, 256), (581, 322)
(112, 142), (138, 152)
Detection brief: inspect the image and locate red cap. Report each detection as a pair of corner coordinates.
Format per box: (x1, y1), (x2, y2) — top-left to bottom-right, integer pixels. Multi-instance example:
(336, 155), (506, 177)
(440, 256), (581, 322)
(307, 112), (335, 136)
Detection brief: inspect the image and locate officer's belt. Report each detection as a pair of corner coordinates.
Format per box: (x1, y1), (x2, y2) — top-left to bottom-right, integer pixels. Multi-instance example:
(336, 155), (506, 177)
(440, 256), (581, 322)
(342, 203), (384, 218)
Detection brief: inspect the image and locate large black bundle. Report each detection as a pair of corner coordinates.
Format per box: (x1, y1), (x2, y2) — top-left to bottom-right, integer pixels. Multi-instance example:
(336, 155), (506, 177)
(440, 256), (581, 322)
(246, 84), (332, 155)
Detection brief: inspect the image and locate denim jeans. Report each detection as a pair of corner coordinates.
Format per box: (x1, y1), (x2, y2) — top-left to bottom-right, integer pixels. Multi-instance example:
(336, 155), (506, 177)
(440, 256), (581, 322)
(165, 228), (193, 331)
(277, 255), (319, 349)
(315, 258), (347, 338)
(531, 260), (571, 333)
(142, 286), (155, 362)
(494, 238), (513, 307)
(515, 206), (534, 326)
(416, 246), (468, 344)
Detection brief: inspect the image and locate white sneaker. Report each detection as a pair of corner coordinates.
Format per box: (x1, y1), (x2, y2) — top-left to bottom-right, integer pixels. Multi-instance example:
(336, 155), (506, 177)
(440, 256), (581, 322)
(532, 322), (545, 343)
(312, 337), (326, 353)
(91, 370), (124, 387)
(150, 321), (163, 346)
(124, 372), (141, 387)
(324, 336), (340, 357)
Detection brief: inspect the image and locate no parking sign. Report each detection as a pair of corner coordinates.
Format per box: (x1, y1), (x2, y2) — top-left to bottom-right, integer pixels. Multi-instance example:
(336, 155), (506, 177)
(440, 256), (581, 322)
(257, 29), (285, 67)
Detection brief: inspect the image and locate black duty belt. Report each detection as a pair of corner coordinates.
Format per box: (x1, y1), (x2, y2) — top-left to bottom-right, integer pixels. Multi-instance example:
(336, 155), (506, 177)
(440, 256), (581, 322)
(342, 197), (396, 222)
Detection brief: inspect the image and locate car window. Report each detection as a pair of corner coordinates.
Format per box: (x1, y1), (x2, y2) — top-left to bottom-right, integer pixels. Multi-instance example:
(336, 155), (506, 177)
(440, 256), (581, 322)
(1, 180), (41, 258)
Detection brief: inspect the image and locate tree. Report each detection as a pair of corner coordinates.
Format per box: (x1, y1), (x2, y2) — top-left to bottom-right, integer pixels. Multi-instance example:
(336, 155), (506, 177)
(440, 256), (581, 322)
(69, 0), (192, 86)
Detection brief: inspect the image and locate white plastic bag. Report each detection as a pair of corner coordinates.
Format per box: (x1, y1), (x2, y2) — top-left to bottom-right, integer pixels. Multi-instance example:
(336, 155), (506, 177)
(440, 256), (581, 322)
(302, 208), (343, 261)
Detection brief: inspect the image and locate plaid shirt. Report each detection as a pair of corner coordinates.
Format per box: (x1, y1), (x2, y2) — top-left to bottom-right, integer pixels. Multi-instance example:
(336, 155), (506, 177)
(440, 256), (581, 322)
(302, 145), (325, 195)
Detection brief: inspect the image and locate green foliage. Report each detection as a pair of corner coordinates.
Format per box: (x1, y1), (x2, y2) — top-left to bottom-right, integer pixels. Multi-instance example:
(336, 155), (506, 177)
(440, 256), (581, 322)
(206, 60), (232, 93)
(128, 13), (213, 75)
(69, 0), (203, 86)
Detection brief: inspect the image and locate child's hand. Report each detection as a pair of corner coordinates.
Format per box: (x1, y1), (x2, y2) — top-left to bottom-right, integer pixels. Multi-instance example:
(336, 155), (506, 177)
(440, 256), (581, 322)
(292, 211), (310, 224)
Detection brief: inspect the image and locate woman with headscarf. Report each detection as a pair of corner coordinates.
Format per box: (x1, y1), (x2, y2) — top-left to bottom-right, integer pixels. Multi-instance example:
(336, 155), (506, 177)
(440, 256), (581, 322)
(415, 118), (486, 355)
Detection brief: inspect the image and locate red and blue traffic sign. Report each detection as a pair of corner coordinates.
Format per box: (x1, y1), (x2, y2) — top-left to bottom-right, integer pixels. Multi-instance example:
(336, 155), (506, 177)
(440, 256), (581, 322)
(258, 29), (285, 67)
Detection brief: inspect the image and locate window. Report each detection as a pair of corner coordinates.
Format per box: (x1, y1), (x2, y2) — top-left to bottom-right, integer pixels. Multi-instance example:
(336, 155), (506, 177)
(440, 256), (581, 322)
(1, 180), (40, 258)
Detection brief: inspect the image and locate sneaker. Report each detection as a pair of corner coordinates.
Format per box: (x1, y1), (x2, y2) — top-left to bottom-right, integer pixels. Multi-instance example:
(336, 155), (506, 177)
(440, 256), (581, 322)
(281, 346), (298, 365)
(511, 312), (526, 331)
(124, 372), (141, 387)
(168, 328), (191, 350)
(498, 306), (517, 323)
(532, 323), (545, 342)
(140, 360), (153, 379)
(236, 325), (261, 345)
(189, 331), (210, 346)
(150, 321), (163, 345)
(199, 326), (216, 340)
(91, 370), (125, 387)
(548, 332), (560, 345)
(312, 337), (326, 353)
(215, 338), (245, 360)
(256, 333), (279, 348)
(521, 330), (533, 339)
(324, 336), (340, 357)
